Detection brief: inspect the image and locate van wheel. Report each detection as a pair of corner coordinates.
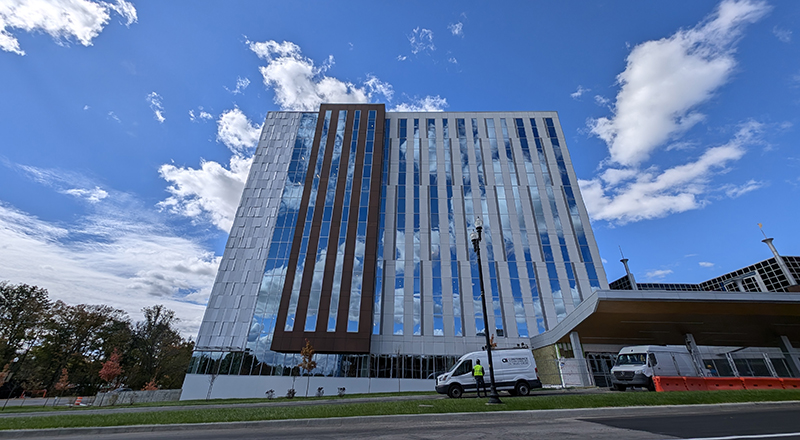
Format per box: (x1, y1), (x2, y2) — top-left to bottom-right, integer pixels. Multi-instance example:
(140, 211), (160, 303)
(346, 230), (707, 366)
(514, 381), (531, 396)
(447, 384), (463, 399)
(646, 378), (656, 392)
(612, 384), (626, 391)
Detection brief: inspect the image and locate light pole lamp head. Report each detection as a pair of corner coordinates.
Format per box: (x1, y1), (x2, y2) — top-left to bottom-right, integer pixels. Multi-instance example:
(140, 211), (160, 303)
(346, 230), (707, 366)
(469, 231), (479, 242)
(474, 216), (483, 228)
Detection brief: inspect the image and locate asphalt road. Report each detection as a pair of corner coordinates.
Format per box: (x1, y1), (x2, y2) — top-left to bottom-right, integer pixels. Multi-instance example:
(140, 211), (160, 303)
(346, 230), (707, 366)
(2, 401), (800, 439)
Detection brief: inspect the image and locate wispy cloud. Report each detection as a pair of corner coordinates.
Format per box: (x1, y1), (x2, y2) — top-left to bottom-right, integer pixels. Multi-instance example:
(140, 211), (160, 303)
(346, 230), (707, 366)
(226, 77), (251, 95)
(645, 269), (673, 279)
(391, 96), (448, 112)
(448, 22), (463, 37)
(397, 55), (407, 61)
(0, 0), (137, 55)
(773, 26), (792, 43)
(571, 85), (590, 99)
(107, 111), (121, 123)
(62, 187), (108, 203)
(408, 27), (435, 54)
(146, 92), (166, 123)
(721, 179), (765, 198)
(580, 120), (763, 224)
(699, 261), (715, 267)
(189, 109), (213, 122)
(0, 167), (215, 336)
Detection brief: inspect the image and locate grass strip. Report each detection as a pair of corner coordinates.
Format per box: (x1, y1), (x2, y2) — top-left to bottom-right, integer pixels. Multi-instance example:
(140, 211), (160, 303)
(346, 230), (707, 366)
(0, 391), (439, 414)
(2, 389), (799, 431)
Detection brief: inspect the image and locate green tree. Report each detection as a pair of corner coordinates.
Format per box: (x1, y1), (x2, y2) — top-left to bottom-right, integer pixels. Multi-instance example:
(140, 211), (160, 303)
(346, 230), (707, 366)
(127, 305), (192, 389)
(0, 282), (51, 367)
(30, 301), (130, 394)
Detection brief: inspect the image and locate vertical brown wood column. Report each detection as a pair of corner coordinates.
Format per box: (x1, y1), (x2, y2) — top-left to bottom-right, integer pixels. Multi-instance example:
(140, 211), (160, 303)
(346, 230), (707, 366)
(272, 104), (385, 353)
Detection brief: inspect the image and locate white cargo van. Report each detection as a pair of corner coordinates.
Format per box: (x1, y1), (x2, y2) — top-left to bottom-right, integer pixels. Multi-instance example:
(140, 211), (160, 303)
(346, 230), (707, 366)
(435, 348), (542, 398)
(610, 345), (699, 391)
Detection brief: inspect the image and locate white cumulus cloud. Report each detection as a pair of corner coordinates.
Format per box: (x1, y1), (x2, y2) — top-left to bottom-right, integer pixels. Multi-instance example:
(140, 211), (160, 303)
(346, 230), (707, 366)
(0, 0), (137, 55)
(589, 0), (770, 166)
(159, 108), (263, 232)
(249, 39), (393, 111)
(215, 107), (262, 154)
(579, 0), (770, 225)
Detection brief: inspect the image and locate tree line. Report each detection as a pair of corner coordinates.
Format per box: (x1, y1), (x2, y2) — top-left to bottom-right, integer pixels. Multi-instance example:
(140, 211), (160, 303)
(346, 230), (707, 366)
(0, 281), (193, 398)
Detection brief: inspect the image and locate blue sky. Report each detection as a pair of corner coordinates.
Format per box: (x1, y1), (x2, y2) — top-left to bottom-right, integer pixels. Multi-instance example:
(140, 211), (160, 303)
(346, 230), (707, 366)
(1, 0), (798, 335)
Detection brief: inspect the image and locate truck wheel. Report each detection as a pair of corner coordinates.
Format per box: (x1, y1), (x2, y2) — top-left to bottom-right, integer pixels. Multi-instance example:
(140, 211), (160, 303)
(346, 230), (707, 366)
(646, 378), (656, 392)
(514, 381), (531, 396)
(448, 384), (463, 399)
(612, 383), (626, 391)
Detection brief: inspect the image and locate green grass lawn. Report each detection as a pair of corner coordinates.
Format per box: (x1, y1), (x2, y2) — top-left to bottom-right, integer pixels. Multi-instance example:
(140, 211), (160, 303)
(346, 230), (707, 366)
(0, 391), (439, 414)
(1, 389), (800, 431)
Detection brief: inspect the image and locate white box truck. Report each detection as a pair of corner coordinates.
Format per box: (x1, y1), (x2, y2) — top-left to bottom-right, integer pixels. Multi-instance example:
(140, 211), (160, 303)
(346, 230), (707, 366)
(435, 348), (542, 398)
(610, 345), (699, 391)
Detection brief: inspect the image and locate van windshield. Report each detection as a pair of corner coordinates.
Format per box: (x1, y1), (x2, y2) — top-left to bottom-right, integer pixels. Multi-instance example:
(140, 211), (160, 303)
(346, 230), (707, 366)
(616, 353), (646, 366)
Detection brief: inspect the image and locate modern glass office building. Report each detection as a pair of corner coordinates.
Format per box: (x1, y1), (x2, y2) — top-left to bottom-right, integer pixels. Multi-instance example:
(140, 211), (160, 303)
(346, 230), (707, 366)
(181, 104), (609, 398)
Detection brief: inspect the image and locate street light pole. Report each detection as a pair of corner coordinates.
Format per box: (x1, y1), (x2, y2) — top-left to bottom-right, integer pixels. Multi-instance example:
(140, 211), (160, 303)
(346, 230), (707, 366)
(470, 217), (502, 404)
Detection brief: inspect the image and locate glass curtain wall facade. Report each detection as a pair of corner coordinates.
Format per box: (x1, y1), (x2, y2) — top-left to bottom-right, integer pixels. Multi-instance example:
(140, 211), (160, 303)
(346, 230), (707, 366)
(188, 106), (607, 380)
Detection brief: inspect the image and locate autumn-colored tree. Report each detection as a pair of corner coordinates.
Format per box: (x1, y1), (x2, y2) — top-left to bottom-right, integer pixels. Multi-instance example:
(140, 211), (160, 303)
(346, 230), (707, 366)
(54, 368), (69, 396)
(299, 339), (316, 376)
(298, 339), (316, 397)
(141, 379), (158, 391)
(0, 364), (10, 384)
(99, 349), (123, 386)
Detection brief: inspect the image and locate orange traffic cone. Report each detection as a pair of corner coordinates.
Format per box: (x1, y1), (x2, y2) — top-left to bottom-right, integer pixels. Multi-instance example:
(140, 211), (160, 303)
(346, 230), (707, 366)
(74, 397), (83, 406)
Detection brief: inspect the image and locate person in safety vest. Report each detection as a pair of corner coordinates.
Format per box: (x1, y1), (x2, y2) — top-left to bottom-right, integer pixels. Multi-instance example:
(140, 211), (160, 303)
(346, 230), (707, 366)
(472, 359), (487, 397)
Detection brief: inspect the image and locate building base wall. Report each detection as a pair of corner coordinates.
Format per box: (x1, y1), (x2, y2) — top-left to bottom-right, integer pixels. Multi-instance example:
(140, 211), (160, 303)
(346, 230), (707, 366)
(180, 374), (436, 400)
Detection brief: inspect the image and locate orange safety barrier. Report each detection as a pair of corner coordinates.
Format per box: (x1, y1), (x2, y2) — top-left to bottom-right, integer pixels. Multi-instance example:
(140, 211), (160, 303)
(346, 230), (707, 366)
(653, 376), (688, 392)
(705, 377), (745, 390)
(781, 378), (800, 390)
(684, 377), (708, 391)
(742, 377), (783, 390)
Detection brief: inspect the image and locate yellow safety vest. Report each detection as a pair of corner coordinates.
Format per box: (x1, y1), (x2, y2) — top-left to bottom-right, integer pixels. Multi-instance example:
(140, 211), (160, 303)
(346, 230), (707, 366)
(473, 364), (484, 377)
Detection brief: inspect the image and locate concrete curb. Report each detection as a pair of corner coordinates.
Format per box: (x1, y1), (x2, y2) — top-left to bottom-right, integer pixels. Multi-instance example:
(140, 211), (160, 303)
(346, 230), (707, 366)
(1, 400), (799, 438)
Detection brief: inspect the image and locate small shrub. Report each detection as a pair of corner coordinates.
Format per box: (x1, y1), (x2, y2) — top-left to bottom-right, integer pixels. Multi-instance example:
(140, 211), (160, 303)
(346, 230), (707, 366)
(286, 388), (296, 399)
(315, 387), (324, 397)
(337, 387), (346, 397)
(265, 389), (275, 399)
